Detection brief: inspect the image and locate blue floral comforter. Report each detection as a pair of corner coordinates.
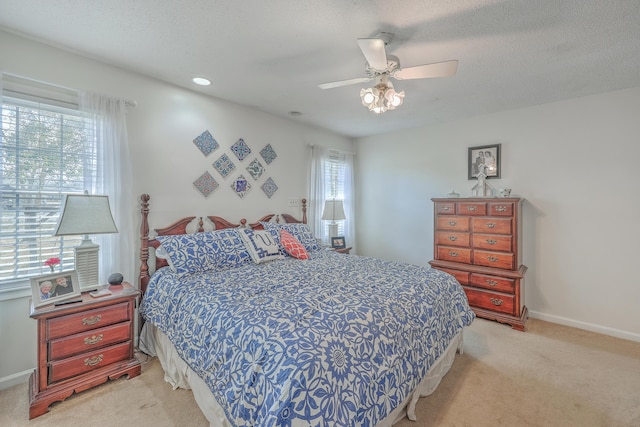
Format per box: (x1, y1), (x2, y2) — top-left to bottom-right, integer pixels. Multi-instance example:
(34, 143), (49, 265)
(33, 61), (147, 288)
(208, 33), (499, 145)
(140, 250), (474, 427)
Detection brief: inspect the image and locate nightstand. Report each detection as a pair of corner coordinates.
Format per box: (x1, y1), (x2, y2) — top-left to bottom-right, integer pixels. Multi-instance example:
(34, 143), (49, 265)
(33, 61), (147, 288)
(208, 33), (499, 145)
(334, 247), (352, 254)
(29, 282), (141, 419)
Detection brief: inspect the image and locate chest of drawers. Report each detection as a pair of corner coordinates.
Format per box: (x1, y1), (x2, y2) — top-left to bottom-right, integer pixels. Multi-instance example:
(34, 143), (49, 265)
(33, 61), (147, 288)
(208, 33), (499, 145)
(429, 198), (528, 330)
(29, 283), (141, 419)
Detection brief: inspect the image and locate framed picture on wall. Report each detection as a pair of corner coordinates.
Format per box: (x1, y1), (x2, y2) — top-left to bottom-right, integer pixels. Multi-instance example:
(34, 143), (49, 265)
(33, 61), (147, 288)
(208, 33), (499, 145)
(468, 143), (501, 180)
(30, 271), (81, 307)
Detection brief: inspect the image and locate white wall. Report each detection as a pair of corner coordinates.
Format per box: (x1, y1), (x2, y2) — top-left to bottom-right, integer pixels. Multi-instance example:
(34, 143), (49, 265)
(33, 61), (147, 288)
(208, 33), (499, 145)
(355, 86), (640, 342)
(0, 30), (352, 388)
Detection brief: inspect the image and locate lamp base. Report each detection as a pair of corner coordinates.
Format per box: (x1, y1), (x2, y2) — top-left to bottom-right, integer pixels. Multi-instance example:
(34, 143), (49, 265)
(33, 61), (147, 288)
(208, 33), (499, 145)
(75, 237), (100, 291)
(328, 223), (339, 240)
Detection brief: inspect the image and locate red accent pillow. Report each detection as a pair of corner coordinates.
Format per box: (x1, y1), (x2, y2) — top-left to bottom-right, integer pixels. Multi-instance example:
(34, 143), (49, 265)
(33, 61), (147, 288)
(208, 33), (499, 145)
(280, 229), (309, 260)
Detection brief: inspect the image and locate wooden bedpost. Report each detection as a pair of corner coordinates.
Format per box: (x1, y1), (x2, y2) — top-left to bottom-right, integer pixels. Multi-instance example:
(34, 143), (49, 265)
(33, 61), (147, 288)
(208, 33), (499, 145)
(139, 194), (150, 294)
(301, 198), (307, 224)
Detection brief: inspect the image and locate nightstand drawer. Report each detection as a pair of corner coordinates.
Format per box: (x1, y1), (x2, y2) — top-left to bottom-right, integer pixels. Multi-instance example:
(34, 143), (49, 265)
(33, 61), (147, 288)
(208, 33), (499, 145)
(474, 250), (514, 270)
(437, 246), (472, 263)
(47, 302), (131, 339)
(49, 322), (132, 360)
(470, 273), (515, 293)
(48, 341), (131, 384)
(464, 287), (515, 315)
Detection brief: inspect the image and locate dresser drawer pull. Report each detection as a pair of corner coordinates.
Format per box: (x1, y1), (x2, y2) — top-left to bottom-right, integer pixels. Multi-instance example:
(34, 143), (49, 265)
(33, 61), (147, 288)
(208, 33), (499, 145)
(448, 221), (457, 226)
(442, 206), (451, 211)
(467, 206), (477, 211)
(449, 251), (459, 257)
(84, 334), (104, 345)
(448, 236), (458, 241)
(490, 298), (504, 306)
(486, 223), (496, 229)
(84, 354), (104, 366)
(495, 206), (507, 212)
(486, 279), (498, 286)
(486, 239), (497, 245)
(82, 315), (102, 326)
(487, 256), (500, 262)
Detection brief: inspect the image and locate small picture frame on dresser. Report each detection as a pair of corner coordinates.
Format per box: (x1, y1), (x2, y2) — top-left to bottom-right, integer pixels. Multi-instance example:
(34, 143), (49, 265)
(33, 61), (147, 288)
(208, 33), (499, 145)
(331, 236), (346, 249)
(468, 143), (501, 180)
(30, 270), (81, 307)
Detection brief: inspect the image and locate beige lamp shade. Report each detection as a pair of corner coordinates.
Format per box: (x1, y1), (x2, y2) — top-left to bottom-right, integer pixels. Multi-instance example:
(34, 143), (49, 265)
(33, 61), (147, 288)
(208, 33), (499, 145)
(54, 194), (118, 236)
(321, 200), (346, 221)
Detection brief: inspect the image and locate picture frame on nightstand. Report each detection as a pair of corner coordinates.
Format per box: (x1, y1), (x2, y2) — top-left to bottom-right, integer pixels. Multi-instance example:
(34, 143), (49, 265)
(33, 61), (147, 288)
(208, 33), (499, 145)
(331, 236), (346, 249)
(30, 270), (81, 307)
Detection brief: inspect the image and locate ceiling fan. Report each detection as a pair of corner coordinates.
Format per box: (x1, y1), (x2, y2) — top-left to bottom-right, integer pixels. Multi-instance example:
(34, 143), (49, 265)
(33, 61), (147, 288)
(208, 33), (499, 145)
(318, 32), (458, 113)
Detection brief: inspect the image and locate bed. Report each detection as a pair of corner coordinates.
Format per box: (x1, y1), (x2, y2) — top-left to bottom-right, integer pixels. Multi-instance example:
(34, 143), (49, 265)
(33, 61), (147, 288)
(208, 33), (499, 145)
(137, 194), (475, 426)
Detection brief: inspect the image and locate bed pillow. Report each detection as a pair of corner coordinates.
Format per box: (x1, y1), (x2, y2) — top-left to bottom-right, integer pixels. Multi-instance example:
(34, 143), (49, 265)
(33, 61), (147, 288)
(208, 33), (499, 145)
(155, 229), (251, 274)
(262, 222), (321, 253)
(239, 229), (284, 264)
(279, 229), (309, 260)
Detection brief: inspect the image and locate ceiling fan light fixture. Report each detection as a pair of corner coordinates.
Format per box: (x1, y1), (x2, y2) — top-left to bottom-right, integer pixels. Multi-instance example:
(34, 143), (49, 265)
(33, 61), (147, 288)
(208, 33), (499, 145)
(360, 82), (404, 114)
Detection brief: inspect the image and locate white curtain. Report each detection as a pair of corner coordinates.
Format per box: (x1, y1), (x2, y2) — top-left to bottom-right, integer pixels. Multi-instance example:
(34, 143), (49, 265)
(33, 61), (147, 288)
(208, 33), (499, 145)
(342, 151), (356, 255)
(80, 92), (134, 286)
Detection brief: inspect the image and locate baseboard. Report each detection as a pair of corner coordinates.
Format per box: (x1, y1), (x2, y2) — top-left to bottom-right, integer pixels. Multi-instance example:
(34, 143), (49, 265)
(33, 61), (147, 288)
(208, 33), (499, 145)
(529, 310), (640, 343)
(0, 368), (32, 391)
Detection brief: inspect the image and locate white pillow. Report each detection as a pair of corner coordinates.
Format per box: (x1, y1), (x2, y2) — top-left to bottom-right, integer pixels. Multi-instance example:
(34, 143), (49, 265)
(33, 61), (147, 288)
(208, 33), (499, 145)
(239, 229), (284, 264)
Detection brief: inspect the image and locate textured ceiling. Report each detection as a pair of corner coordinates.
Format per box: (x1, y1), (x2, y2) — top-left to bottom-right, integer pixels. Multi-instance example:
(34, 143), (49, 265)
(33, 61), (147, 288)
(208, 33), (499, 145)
(1, 0), (639, 138)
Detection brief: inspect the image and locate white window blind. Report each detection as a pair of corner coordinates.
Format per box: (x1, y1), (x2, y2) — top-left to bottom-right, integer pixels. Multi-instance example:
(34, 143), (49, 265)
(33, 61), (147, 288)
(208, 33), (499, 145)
(324, 150), (346, 237)
(0, 75), (96, 284)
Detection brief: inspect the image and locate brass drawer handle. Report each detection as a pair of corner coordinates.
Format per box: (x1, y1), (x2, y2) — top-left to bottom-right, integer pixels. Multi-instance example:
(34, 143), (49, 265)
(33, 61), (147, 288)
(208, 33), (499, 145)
(486, 279), (498, 286)
(486, 239), (497, 245)
(448, 236), (458, 241)
(442, 206), (451, 211)
(84, 334), (104, 345)
(495, 206), (507, 212)
(487, 256), (500, 262)
(449, 251), (459, 257)
(486, 223), (496, 229)
(467, 206), (476, 211)
(84, 354), (104, 366)
(82, 315), (102, 326)
(448, 221), (457, 226)
(490, 298), (504, 306)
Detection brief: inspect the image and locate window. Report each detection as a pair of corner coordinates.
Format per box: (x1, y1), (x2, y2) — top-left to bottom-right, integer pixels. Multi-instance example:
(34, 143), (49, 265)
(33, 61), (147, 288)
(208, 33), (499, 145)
(0, 76), (96, 285)
(323, 150), (347, 238)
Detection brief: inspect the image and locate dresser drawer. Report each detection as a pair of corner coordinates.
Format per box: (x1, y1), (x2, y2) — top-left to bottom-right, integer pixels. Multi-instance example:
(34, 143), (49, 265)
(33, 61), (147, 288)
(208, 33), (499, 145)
(470, 273), (515, 293)
(436, 231), (470, 247)
(464, 287), (515, 315)
(472, 233), (512, 251)
(458, 202), (487, 216)
(488, 202), (513, 216)
(472, 218), (512, 235)
(436, 202), (456, 215)
(436, 216), (470, 231)
(437, 246), (472, 263)
(49, 322), (132, 361)
(47, 302), (131, 340)
(48, 341), (131, 384)
(437, 268), (470, 285)
(474, 250), (514, 270)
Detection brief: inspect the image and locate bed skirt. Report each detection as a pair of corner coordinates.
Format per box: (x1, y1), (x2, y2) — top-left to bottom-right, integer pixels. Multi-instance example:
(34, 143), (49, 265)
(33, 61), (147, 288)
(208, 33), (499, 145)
(139, 323), (465, 426)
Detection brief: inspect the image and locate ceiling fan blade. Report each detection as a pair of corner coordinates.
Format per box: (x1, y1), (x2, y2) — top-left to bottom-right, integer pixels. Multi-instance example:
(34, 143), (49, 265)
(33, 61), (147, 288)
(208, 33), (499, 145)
(393, 60), (459, 80)
(318, 77), (372, 90)
(357, 38), (388, 71)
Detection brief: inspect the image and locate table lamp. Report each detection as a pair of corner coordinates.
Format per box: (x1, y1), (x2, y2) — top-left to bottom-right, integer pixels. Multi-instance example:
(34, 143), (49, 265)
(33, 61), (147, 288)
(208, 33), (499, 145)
(54, 193), (118, 290)
(321, 199), (346, 240)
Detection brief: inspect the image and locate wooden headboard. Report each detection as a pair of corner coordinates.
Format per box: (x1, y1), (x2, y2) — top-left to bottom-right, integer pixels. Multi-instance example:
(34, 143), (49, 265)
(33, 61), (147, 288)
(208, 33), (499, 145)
(138, 194), (307, 295)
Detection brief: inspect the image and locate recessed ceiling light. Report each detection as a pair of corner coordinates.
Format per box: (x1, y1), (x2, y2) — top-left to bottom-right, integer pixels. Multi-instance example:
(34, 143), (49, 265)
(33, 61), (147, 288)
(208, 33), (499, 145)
(192, 77), (211, 86)
(288, 111), (302, 116)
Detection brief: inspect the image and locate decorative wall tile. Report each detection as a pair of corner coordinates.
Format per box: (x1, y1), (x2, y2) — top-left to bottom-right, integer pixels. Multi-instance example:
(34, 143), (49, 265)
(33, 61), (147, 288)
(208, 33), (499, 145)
(246, 158), (265, 180)
(230, 138), (251, 161)
(261, 177), (278, 199)
(260, 144), (277, 164)
(193, 171), (219, 197)
(231, 174), (251, 198)
(213, 153), (236, 178)
(193, 130), (219, 156)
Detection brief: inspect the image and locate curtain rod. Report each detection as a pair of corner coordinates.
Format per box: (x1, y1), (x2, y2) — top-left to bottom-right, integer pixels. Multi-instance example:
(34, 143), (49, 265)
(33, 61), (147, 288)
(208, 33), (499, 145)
(308, 144), (356, 156)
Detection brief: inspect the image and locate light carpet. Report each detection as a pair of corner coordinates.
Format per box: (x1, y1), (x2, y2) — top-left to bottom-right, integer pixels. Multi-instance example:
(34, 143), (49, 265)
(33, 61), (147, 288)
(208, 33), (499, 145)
(1, 318), (639, 426)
